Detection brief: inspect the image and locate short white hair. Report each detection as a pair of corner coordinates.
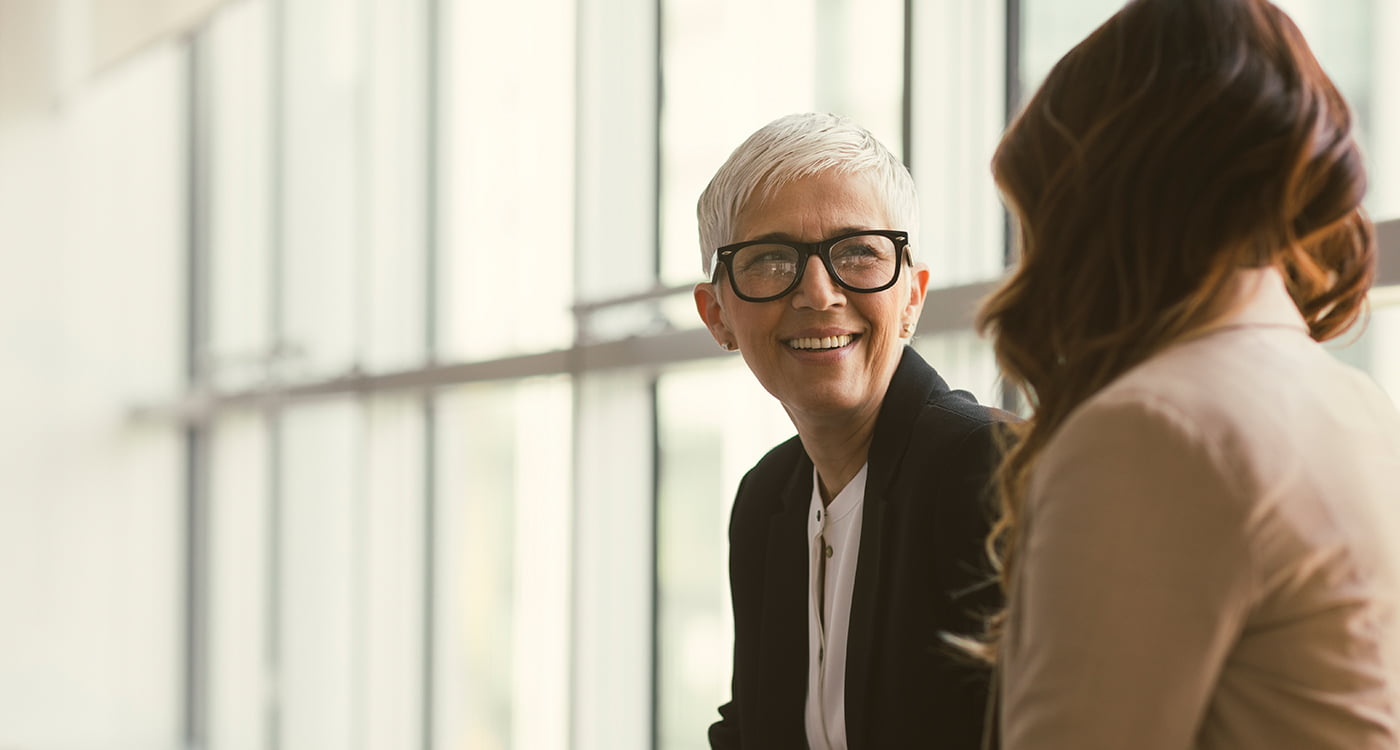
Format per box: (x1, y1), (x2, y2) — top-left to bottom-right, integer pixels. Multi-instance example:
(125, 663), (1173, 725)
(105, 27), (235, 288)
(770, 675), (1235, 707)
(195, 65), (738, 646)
(696, 112), (919, 276)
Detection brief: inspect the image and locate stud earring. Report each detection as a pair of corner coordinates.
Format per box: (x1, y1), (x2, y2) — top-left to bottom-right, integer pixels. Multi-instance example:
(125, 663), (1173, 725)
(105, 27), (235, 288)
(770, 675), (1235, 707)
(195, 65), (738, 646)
(719, 340), (736, 351)
(901, 322), (915, 336)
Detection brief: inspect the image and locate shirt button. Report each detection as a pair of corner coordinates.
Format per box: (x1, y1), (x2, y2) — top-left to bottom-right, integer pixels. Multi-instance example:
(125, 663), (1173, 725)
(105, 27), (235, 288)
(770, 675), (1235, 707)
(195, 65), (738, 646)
(825, 545), (833, 558)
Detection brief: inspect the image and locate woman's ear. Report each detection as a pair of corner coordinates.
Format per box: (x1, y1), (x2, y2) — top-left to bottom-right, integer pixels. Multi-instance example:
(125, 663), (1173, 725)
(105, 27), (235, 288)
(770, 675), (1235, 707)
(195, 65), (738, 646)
(905, 258), (931, 323)
(694, 282), (736, 349)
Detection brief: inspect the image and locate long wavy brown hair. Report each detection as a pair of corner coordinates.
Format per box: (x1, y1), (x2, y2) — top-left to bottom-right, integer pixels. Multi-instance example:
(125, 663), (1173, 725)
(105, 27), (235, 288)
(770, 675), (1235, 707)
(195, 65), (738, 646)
(974, 0), (1375, 663)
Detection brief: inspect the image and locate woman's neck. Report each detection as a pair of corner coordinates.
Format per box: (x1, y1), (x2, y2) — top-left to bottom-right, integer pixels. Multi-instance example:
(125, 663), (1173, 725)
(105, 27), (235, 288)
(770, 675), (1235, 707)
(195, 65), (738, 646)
(788, 405), (881, 506)
(1182, 264), (1306, 342)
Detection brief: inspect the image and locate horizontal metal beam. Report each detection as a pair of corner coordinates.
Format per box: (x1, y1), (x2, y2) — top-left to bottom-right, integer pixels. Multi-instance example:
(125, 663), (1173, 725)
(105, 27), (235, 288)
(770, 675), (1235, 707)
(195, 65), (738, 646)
(128, 328), (729, 424)
(925, 216), (1400, 324)
(1378, 217), (1400, 288)
(916, 279), (1001, 334)
(129, 218), (1400, 425)
(571, 282), (697, 314)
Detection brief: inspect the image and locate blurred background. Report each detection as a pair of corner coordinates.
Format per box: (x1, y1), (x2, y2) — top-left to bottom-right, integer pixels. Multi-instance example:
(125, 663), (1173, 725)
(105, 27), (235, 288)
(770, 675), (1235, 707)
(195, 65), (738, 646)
(0, 0), (1397, 748)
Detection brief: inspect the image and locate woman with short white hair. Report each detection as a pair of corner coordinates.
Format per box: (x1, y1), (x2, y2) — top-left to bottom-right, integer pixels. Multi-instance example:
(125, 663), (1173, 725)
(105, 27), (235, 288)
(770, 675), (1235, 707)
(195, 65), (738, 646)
(695, 112), (1007, 749)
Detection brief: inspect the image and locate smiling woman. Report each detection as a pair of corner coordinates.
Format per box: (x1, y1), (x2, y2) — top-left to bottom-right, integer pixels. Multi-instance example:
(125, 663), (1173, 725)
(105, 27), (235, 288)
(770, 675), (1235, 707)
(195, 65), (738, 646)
(698, 170), (923, 427)
(692, 112), (1011, 749)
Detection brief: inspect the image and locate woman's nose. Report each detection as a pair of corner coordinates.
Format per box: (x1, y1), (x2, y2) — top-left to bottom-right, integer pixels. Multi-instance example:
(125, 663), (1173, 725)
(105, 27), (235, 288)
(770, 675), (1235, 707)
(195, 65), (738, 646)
(790, 255), (845, 310)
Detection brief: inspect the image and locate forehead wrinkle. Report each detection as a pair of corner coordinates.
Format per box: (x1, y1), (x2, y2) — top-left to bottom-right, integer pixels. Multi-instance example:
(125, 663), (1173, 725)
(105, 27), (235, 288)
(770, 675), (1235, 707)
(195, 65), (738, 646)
(734, 175), (892, 244)
(736, 207), (892, 244)
(745, 226), (878, 244)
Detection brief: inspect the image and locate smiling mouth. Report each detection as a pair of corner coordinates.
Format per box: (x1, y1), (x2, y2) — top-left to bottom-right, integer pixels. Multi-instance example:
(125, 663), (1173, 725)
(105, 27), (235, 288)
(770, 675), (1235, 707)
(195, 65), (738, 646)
(786, 334), (856, 351)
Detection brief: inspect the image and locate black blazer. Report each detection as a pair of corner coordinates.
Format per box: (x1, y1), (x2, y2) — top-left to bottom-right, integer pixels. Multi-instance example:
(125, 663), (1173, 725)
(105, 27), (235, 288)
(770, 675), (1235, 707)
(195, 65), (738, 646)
(709, 347), (1005, 749)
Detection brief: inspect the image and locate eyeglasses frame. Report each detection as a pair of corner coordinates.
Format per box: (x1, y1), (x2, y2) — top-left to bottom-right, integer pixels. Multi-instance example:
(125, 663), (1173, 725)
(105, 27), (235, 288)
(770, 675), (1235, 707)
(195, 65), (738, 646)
(709, 229), (911, 303)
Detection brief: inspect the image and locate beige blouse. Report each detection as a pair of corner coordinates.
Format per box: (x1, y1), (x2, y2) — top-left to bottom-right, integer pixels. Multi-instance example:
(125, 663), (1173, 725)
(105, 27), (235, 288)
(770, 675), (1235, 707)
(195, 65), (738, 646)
(1001, 268), (1400, 749)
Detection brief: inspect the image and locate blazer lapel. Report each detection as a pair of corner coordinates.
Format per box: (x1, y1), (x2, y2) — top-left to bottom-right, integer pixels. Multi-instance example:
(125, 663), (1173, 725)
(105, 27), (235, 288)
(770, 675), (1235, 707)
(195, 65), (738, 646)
(843, 497), (884, 747)
(844, 347), (944, 747)
(757, 456), (816, 743)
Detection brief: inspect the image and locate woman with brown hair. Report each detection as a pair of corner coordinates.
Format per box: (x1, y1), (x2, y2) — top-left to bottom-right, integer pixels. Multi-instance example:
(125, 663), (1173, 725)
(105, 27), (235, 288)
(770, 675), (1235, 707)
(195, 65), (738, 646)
(977, 0), (1400, 747)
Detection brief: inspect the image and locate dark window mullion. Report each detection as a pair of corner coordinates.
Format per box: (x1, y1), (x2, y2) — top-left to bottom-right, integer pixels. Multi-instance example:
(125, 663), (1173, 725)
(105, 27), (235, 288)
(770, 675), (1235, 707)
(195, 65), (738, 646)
(1001, 0), (1023, 413)
(422, 0), (444, 745)
(183, 28), (213, 750)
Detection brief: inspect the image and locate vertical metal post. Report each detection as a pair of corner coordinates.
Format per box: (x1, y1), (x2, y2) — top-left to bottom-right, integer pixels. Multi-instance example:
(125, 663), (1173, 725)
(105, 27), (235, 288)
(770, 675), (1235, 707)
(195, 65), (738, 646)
(649, 375), (662, 750)
(1003, 0), (1022, 271)
(650, 3), (666, 743)
(183, 27), (212, 750)
(902, 0), (914, 167)
(1005, 0), (1022, 129)
(652, 0), (665, 282)
(267, 1), (288, 747)
(1000, 0), (1024, 414)
(421, 0), (443, 747)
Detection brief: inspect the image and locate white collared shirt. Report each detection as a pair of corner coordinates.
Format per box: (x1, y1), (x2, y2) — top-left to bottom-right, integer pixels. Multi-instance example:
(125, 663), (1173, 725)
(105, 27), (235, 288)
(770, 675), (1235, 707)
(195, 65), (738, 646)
(805, 463), (868, 750)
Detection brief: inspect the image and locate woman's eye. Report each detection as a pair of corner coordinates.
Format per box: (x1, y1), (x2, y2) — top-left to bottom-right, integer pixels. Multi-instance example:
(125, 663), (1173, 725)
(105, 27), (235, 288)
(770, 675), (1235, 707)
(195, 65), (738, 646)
(743, 258), (794, 275)
(834, 243), (879, 259)
(737, 247), (796, 274)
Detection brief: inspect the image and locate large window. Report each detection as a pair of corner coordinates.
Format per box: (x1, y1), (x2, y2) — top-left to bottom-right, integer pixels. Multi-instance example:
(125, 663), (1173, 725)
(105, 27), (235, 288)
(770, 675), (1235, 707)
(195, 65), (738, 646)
(48, 2), (1395, 750)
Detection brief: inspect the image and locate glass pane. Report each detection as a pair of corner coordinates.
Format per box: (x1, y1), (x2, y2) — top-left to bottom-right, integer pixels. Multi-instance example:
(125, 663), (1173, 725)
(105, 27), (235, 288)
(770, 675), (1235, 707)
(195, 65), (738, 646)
(909, 2), (1008, 287)
(911, 329), (1002, 413)
(660, 0), (905, 286)
(207, 411), (271, 750)
(362, 396), (427, 750)
(1368, 4), (1400, 221)
(1019, 0), (1122, 96)
(1369, 292), (1400, 401)
(236, 395), (423, 750)
(206, 0), (273, 391)
(435, 377), (572, 750)
(570, 369), (656, 749)
(279, 0), (361, 379)
(363, 0), (430, 373)
(36, 39), (188, 745)
(1270, 0), (1396, 219)
(276, 0), (429, 378)
(278, 400), (359, 749)
(1326, 287), (1400, 403)
(655, 359), (797, 749)
(437, 0), (576, 362)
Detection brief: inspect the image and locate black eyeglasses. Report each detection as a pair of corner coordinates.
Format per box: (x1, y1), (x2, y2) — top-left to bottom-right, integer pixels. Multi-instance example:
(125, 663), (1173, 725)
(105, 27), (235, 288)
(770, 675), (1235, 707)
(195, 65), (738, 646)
(710, 229), (910, 303)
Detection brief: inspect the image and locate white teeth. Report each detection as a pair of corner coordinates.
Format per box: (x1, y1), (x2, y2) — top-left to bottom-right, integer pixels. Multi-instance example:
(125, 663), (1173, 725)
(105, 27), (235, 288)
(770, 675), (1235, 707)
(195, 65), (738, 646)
(787, 334), (854, 350)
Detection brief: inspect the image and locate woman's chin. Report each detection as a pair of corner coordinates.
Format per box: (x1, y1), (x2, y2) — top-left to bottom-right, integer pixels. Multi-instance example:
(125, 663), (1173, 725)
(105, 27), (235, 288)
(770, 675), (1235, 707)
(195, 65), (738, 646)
(778, 388), (875, 421)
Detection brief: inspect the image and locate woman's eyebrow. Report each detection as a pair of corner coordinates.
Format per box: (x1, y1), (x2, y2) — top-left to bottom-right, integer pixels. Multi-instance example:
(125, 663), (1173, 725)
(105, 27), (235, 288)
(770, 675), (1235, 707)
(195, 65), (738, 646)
(744, 227), (874, 243)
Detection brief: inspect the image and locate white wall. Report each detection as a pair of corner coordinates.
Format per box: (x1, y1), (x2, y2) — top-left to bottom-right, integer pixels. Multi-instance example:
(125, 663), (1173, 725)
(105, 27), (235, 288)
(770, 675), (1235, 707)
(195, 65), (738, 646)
(0, 40), (186, 750)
